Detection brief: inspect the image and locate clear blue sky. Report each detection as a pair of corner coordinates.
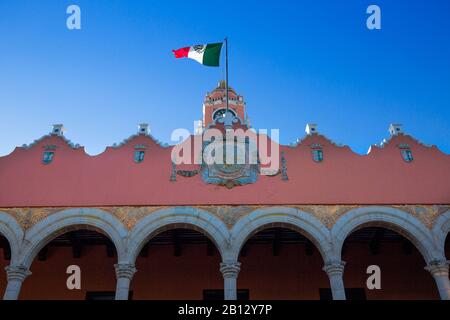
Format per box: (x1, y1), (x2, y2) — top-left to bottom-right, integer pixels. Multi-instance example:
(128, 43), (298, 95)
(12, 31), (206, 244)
(1, 0), (449, 155)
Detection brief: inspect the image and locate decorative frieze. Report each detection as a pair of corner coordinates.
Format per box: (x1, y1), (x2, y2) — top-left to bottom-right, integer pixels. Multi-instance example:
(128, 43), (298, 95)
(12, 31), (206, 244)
(197, 205), (262, 229)
(1, 204), (449, 231)
(391, 205), (450, 229)
(293, 205), (358, 229)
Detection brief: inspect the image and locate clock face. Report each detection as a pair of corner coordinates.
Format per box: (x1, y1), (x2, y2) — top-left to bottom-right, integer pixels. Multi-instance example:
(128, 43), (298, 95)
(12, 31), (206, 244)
(212, 108), (236, 121)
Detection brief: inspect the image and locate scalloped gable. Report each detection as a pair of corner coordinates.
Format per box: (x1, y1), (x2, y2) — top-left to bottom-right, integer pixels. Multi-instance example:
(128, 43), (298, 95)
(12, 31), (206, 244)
(368, 134), (450, 157)
(1, 134), (87, 160)
(0, 132), (170, 160)
(290, 133), (346, 149)
(20, 134), (83, 150)
(110, 132), (170, 149)
(1, 128), (450, 207)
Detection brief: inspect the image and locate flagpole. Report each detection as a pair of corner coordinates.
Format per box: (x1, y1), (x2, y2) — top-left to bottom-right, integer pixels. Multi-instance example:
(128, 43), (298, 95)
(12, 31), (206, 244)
(225, 37), (229, 113)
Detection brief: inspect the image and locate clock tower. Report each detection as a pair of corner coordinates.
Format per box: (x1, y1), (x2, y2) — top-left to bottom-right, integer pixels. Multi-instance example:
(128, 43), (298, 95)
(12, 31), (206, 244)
(200, 81), (248, 129)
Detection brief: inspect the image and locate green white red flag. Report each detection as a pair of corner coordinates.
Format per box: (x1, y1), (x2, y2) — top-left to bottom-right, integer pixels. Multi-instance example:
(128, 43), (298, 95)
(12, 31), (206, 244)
(172, 43), (223, 67)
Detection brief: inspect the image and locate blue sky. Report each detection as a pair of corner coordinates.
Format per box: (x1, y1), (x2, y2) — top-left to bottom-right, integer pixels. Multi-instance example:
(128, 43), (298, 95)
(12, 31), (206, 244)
(0, 0), (449, 155)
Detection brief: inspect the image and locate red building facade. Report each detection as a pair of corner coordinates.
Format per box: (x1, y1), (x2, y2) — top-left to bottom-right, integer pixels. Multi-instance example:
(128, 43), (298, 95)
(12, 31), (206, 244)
(0, 82), (449, 300)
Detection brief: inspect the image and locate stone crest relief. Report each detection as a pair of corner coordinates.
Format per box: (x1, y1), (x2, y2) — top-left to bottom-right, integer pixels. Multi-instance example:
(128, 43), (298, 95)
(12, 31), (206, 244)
(201, 139), (259, 188)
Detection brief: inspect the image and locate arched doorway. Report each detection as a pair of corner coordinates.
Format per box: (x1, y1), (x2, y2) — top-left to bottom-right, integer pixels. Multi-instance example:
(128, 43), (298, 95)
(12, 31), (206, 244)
(342, 226), (439, 299)
(237, 227), (329, 300)
(20, 229), (118, 299)
(131, 228), (223, 299)
(0, 235), (11, 295)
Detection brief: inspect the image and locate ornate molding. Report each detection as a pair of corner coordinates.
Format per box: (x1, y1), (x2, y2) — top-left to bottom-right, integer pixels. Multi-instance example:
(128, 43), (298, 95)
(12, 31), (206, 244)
(390, 205), (450, 229)
(176, 169), (199, 177)
(1, 207), (61, 230)
(1, 204), (449, 231)
(114, 263), (137, 280)
(425, 259), (449, 277)
(99, 206), (165, 230)
(21, 134), (82, 150)
(111, 133), (169, 149)
(5, 265), (32, 282)
(323, 261), (346, 276)
(220, 262), (241, 279)
(293, 205), (358, 229)
(198, 205), (264, 229)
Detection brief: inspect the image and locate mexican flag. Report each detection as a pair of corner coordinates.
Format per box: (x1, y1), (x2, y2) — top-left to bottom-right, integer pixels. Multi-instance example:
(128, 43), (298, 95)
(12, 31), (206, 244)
(172, 43), (223, 67)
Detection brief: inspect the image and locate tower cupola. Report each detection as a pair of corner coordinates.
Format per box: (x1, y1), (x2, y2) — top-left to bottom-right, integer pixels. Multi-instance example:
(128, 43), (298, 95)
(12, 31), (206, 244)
(201, 81), (246, 127)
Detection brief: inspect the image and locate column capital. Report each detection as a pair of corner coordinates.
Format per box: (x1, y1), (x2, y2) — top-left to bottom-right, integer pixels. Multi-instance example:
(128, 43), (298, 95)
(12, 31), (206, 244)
(5, 265), (32, 282)
(425, 259), (449, 277)
(114, 263), (137, 280)
(220, 261), (241, 279)
(323, 260), (346, 276)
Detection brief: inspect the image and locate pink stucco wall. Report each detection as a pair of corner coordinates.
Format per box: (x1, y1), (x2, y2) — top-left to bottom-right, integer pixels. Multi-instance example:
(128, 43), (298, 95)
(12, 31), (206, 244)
(0, 132), (449, 207)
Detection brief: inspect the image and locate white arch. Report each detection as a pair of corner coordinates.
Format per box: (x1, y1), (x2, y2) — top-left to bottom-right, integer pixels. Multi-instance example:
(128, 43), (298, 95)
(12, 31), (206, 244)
(432, 209), (450, 258)
(127, 207), (230, 263)
(0, 211), (24, 265)
(229, 207), (333, 262)
(332, 206), (439, 262)
(20, 208), (128, 268)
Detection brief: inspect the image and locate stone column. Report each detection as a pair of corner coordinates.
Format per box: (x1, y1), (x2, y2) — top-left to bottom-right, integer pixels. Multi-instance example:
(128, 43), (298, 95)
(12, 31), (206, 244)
(114, 263), (137, 300)
(323, 260), (346, 300)
(220, 261), (241, 300)
(425, 259), (450, 300)
(3, 265), (32, 300)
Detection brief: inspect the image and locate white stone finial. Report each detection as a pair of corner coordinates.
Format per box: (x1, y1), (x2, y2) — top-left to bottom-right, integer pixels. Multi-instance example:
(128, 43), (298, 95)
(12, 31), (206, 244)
(138, 123), (149, 135)
(51, 124), (64, 136)
(389, 124), (403, 136)
(305, 123), (318, 135)
(194, 120), (203, 135)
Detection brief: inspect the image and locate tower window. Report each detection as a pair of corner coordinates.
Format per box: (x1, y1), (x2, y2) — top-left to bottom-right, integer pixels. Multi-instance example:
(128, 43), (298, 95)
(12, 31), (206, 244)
(401, 149), (413, 162)
(42, 151), (54, 164)
(134, 150), (145, 163)
(312, 149), (323, 163)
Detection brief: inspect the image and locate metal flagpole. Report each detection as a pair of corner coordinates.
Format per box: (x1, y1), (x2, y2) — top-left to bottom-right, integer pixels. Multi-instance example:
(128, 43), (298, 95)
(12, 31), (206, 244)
(225, 37), (229, 113)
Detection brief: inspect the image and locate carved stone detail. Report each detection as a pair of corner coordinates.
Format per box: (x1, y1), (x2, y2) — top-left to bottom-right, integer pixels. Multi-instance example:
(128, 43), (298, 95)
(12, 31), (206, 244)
(391, 205), (450, 229)
(5, 265), (32, 282)
(1, 204), (449, 231)
(220, 262), (241, 279)
(293, 205), (358, 229)
(198, 205), (264, 229)
(323, 260), (346, 276)
(114, 263), (137, 280)
(2, 207), (61, 230)
(425, 259), (449, 277)
(100, 206), (165, 230)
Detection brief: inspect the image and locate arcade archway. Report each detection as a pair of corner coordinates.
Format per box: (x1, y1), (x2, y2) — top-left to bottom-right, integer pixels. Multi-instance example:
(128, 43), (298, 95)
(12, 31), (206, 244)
(132, 228), (223, 299)
(342, 226), (438, 299)
(237, 226), (329, 299)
